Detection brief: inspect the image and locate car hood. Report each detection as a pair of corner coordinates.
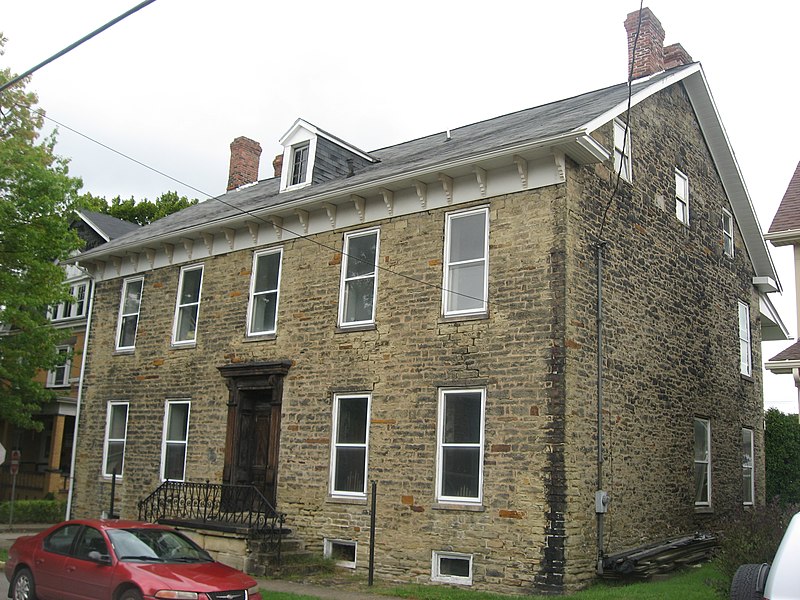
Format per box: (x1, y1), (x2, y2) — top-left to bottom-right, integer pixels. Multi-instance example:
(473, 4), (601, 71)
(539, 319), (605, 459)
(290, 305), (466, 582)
(125, 561), (256, 592)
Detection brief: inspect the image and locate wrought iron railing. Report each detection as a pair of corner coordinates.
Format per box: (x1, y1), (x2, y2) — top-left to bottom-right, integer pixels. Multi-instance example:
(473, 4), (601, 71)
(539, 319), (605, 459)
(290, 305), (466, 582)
(137, 480), (285, 559)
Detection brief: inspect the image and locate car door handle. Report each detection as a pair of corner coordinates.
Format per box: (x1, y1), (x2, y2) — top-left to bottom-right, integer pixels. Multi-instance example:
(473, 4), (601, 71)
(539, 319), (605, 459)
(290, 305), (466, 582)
(66, 565), (77, 572)
(35, 558), (45, 565)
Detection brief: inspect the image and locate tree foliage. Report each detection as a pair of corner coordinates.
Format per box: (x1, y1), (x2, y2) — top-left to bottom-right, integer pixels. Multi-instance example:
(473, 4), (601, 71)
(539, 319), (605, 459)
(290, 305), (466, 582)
(79, 190), (198, 225)
(765, 407), (800, 504)
(0, 35), (85, 430)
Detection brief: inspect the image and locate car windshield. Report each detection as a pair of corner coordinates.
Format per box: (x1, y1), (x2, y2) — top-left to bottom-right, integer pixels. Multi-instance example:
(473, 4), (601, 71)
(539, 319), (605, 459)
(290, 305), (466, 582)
(107, 528), (213, 563)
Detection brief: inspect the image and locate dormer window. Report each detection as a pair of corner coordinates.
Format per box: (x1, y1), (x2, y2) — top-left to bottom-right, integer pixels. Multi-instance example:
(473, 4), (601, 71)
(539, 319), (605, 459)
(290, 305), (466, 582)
(291, 143), (310, 186)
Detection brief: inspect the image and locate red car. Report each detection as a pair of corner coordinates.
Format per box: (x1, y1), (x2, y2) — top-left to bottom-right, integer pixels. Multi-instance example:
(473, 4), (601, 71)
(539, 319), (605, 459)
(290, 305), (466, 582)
(4, 519), (262, 600)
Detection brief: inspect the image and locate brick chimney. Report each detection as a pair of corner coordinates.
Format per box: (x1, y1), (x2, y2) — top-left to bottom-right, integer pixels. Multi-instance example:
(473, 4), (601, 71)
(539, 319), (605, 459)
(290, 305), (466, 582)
(624, 7), (665, 80)
(272, 153), (283, 178)
(227, 136), (262, 191)
(664, 43), (693, 70)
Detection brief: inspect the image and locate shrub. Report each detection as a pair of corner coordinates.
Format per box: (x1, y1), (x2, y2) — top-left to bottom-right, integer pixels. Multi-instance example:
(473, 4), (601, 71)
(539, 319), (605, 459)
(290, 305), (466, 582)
(765, 408), (800, 504)
(0, 499), (66, 523)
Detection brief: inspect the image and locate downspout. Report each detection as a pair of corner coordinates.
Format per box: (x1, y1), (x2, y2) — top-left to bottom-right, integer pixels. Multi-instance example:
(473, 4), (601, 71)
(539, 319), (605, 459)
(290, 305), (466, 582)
(65, 277), (96, 519)
(794, 368), (800, 425)
(595, 240), (608, 574)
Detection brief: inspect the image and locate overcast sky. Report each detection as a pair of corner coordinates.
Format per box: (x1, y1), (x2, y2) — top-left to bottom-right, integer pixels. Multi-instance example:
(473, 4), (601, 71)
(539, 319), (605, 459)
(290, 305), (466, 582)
(3, 0), (800, 411)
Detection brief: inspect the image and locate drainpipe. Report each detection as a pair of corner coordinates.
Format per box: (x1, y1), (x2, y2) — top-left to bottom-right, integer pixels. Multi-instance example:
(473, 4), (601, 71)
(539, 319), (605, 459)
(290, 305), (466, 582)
(65, 278), (96, 519)
(794, 368), (800, 425)
(595, 241), (608, 574)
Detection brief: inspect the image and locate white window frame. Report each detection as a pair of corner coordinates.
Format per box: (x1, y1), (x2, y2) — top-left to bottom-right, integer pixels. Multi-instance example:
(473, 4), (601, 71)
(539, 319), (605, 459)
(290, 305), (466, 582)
(338, 228), (380, 328)
(102, 402), (129, 479)
(442, 207), (489, 318)
(613, 119), (632, 182)
(694, 417), (711, 507)
(742, 428), (754, 505)
(246, 248), (283, 336)
(738, 300), (752, 377)
(160, 400), (190, 482)
(51, 280), (90, 322)
(171, 265), (204, 345)
(431, 551), (473, 586)
(675, 168), (689, 225)
(329, 393), (371, 498)
(436, 388), (486, 505)
(722, 209), (734, 258)
(46, 346), (71, 388)
(323, 539), (357, 569)
(115, 277), (144, 351)
(290, 142), (310, 186)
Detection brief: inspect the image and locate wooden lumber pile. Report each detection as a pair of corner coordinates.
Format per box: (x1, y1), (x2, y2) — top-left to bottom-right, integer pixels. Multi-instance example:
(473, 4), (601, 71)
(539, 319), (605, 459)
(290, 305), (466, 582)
(600, 532), (717, 579)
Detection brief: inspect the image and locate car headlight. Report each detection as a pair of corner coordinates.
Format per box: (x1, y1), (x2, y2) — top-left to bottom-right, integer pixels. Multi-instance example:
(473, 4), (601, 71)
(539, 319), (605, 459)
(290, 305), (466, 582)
(246, 585), (261, 599)
(154, 592), (199, 600)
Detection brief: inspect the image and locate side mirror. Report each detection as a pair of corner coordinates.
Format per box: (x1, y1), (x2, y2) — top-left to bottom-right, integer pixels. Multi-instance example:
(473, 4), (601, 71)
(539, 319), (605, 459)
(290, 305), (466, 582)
(88, 550), (112, 565)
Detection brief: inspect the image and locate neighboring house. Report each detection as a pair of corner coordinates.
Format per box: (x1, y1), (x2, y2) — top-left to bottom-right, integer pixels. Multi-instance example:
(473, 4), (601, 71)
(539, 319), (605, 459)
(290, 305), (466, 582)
(764, 162), (800, 408)
(0, 210), (139, 501)
(68, 9), (786, 593)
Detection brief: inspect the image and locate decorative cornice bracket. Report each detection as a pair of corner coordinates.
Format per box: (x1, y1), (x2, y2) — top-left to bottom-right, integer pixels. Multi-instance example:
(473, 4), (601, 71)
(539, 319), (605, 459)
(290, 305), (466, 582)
(322, 203), (337, 229)
(513, 155), (528, 189)
(438, 173), (454, 204)
(351, 195), (366, 223)
(414, 181), (428, 209)
(379, 188), (394, 215)
(474, 166), (487, 196)
(295, 209), (309, 234)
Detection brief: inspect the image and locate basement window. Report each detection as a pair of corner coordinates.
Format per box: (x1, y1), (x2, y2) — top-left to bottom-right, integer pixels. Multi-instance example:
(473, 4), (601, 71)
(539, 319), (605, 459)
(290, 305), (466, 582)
(324, 539), (357, 569)
(432, 551), (473, 585)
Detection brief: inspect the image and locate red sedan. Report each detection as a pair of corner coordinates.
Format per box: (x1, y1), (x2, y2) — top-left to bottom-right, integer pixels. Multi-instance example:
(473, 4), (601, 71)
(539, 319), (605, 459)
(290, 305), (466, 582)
(4, 519), (262, 600)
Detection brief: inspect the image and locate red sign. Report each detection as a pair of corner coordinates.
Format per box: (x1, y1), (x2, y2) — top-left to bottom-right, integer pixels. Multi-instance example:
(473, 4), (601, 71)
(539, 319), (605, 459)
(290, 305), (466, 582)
(10, 449), (20, 476)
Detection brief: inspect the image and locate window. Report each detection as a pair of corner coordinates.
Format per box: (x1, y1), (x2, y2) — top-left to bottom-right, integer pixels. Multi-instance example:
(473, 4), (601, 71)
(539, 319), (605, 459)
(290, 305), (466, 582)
(324, 539), (357, 569)
(172, 265), (203, 344)
(74, 527), (109, 561)
(247, 249), (283, 336)
(738, 301), (752, 377)
(443, 207), (489, 317)
(46, 346), (71, 388)
(675, 168), (689, 225)
(51, 281), (90, 321)
(330, 393), (371, 497)
(436, 388), (485, 504)
(742, 428), (754, 505)
(44, 524), (83, 555)
(103, 402), (129, 478)
(613, 119), (632, 182)
(432, 551), (473, 586)
(116, 277), (143, 350)
(722, 209), (734, 257)
(161, 401), (190, 481)
(694, 418), (711, 506)
(291, 143), (310, 186)
(339, 229), (379, 327)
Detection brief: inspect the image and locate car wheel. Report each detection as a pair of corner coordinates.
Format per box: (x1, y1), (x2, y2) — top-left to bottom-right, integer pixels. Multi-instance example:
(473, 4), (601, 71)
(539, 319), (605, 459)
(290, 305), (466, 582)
(119, 588), (143, 600)
(11, 568), (37, 600)
(730, 563), (769, 600)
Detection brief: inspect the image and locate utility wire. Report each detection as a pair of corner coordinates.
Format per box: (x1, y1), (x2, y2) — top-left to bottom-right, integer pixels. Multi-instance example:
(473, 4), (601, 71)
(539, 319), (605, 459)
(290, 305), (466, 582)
(0, 0), (158, 95)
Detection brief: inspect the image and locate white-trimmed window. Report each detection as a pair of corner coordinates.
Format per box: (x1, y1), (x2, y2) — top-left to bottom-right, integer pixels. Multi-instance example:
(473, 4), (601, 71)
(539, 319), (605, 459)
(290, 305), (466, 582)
(675, 168), (689, 225)
(51, 280), (90, 321)
(436, 388), (485, 504)
(339, 229), (379, 327)
(324, 539), (357, 569)
(247, 248), (283, 336)
(290, 143), (310, 186)
(103, 402), (129, 478)
(722, 209), (734, 257)
(330, 393), (371, 497)
(172, 265), (203, 345)
(742, 428), (754, 505)
(738, 301), (752, 377)
(116, 277), (144, 351)
(693, 417), (711, 506)
(613, 119), (632, 182)
(46, 346), (71, 388)
(443, 207), (489, 317)
(432, 551), (473, 586)
(161, 400), (190, 481)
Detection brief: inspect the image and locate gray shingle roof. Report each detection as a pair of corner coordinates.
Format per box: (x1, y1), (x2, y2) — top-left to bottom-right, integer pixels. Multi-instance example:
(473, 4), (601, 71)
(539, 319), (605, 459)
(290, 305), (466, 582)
(768, 162), (800, 235)
(80, 209), (141, 240)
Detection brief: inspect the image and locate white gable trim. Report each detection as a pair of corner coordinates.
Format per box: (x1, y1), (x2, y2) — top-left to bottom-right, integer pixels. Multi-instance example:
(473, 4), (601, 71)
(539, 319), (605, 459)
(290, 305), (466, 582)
(76, 210), (112, 243)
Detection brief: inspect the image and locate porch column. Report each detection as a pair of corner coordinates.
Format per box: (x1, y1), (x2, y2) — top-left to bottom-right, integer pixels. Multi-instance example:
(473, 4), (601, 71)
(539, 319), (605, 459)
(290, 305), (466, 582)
(45, 415), (66, 495)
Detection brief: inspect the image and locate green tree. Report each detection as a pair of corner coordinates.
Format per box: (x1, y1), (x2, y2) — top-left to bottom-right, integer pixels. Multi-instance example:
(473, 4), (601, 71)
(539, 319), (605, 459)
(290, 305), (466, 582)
(79, 190), (198, 225)
(0, 35), (84, 430)
(765, 407), (800, 504)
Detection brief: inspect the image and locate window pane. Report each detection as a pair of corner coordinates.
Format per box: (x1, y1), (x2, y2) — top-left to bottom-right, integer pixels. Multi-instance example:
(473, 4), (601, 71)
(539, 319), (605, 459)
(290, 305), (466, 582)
(180, 269), (202, 304)
(449, 214), (486, 262)
(444, 393), (482, 443)
(440, 557), (470, 578)
(167, 404), (189, 441)
(164, 444), (186, 480)
(176, 305), (198, 341)
(343, 278), (374, 323)
(334, 448), (366, 492)
(255, 253), (280, 292)
(337, 397), (368, 443)
(742, 430), (753, 467)
(119, 315), (138, 347)
(123, 280), (143, 313)
(693, 420), (708, 461)
(109, 405), (128, 439)
(252, 293), (278, 333)
(346, 234), (377, 278)
(447, 263), (485, 312)
(442, 447), (480, 498)
(694, 462), (709, 503)
(105, 441), (124, 475)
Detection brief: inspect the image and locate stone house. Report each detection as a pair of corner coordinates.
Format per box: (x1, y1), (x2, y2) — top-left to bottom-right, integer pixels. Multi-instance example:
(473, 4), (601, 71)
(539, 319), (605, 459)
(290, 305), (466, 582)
(68, 9), (787, 593)
(0, 210), (138, 501)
